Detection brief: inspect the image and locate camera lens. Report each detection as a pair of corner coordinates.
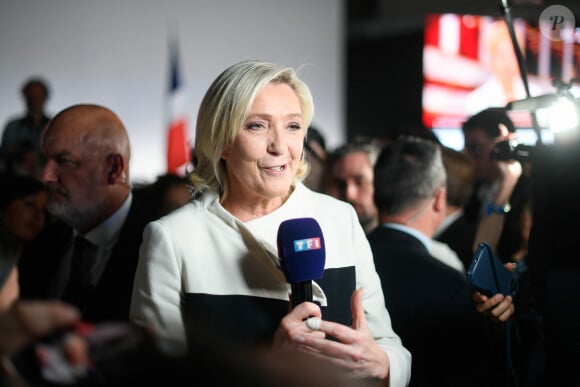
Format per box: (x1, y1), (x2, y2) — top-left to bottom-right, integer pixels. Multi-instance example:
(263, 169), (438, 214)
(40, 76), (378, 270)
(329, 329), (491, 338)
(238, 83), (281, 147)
(490, 140), (533, 162)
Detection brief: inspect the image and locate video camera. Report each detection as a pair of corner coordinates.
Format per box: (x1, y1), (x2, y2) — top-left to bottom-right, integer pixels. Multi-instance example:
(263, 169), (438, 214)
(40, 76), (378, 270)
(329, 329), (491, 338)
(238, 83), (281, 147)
(490, 140), (535, 162)
(497, 81), (580, 162)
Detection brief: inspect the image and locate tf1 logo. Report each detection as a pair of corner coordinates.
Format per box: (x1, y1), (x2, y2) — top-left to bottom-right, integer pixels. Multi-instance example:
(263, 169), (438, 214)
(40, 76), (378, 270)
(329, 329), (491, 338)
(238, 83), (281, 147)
(293, 237), (322, 252)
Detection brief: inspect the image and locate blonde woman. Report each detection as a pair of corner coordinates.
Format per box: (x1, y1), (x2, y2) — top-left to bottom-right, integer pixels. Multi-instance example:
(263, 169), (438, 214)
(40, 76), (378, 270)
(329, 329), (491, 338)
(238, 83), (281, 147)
(131, 60), (411, 386)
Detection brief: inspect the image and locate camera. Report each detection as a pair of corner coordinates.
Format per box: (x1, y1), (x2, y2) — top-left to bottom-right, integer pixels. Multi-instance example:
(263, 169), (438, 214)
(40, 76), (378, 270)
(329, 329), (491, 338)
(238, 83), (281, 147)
(490, 140), (535, 162)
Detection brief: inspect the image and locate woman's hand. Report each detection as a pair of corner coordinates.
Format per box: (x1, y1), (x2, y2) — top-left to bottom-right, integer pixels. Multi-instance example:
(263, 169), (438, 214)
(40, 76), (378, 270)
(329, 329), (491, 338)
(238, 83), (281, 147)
(274, 289), (390, 384)
(272, 301), (325, 350)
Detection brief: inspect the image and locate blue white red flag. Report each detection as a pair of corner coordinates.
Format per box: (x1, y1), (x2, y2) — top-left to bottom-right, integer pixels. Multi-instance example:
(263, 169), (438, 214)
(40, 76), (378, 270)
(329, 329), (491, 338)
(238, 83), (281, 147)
(166, 39), (191, 175)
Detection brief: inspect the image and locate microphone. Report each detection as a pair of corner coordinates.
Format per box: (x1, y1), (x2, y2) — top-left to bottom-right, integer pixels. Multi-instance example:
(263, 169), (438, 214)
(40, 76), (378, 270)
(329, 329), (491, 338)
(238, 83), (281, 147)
(277, 217), (326, 307)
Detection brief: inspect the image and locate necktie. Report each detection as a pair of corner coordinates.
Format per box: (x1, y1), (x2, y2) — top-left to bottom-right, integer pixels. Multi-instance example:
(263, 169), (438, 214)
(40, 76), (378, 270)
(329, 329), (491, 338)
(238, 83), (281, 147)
(62, 236), (96, 313)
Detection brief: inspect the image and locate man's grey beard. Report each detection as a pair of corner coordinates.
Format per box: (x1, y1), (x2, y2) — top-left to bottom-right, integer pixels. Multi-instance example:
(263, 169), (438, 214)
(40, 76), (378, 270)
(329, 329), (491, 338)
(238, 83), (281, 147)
(47, 200), (104, 231)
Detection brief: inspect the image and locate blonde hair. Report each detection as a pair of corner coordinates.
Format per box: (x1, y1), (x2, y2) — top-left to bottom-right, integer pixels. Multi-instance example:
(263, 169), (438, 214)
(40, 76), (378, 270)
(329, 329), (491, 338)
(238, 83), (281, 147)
(189, 60), (314, 200)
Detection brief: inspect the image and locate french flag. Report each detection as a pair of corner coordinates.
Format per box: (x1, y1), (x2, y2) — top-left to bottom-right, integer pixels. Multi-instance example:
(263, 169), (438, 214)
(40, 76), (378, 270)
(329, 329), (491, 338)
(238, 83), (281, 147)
(166, 37), (191, 175)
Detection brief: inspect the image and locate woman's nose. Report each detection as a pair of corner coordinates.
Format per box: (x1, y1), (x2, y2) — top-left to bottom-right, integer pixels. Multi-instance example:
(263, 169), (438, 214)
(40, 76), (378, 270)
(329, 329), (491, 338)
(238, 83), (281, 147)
(267, 127), (284, 154)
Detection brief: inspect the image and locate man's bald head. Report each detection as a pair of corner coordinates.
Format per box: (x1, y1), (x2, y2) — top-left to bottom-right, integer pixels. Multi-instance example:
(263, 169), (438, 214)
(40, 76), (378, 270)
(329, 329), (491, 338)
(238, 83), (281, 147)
(46, 104), (131, 174)
(41, 104), (132, 233)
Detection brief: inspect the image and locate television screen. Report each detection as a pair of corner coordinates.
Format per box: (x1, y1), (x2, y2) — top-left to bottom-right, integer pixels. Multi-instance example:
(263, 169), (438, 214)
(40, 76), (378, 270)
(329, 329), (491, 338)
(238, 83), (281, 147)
(422, 12), (580, 139)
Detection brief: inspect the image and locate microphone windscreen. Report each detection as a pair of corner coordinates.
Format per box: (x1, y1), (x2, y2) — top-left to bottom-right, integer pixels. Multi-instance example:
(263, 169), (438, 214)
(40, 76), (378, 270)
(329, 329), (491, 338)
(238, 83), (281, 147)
(277, 217), (326, 283)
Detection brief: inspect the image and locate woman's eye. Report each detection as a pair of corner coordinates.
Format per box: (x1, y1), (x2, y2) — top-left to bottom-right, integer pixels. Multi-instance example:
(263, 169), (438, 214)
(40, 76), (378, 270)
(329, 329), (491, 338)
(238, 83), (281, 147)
(246, 122), (266, 130)
(288, 123), (302, 130)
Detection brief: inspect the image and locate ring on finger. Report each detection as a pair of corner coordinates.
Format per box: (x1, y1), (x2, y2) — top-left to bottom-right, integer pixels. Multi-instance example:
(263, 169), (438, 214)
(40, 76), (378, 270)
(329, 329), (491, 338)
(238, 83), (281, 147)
(306, 317), (322, 331)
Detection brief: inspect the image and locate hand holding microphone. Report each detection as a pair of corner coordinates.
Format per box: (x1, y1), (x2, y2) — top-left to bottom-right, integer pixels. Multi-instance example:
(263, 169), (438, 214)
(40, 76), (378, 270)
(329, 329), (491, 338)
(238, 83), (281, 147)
(273, 218), (327, 346)
(277, 217), (326, 308)
(275, 218), (390, 381)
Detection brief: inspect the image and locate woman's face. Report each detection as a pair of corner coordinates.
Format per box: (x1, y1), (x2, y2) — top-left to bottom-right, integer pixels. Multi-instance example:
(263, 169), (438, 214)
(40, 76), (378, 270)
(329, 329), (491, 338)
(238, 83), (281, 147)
(223, 82), (305, 209)
(2, 191), (47, 242)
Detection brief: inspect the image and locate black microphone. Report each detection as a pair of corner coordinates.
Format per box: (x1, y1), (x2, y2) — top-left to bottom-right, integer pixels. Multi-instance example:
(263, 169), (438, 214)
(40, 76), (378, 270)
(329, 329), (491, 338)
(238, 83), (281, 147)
(277, 217), (326, 307)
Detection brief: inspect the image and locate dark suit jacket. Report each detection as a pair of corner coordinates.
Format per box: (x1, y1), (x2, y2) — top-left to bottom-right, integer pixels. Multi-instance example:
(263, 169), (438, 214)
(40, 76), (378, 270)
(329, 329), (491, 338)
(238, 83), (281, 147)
(434, 213), (478, 269)
(527, 142), (580, 387)
(368, 226), (500, 387)
(18, 197), (156, 322)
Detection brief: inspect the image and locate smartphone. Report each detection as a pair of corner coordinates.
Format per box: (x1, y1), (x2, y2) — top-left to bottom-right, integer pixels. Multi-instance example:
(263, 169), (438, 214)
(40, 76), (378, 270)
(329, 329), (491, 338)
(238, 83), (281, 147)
(466, 243), (514, 297)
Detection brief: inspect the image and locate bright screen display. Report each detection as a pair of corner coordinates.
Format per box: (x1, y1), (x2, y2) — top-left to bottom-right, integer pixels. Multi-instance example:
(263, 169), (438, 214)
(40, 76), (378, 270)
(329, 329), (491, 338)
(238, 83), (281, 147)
(422, 13), (580, 133)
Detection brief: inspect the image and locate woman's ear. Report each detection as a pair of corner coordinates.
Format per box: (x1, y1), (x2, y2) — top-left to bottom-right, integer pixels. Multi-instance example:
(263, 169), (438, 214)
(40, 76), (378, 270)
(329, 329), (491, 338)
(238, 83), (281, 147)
(221, 143), (232, 160)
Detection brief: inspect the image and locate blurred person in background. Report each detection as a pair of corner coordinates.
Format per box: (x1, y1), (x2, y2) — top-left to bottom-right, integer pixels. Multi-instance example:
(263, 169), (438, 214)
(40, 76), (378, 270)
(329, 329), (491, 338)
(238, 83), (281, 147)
(462, 107), (518, 222)
(302, 125), (327, 192)
(133, 173), (191, 219)
(0, 174), (47, 312)
(324, 138), (382, 234)
(433, 146), (478, 269)
(369, 135), (502, 386)
(1, 78), (52, 178)
(522, 137), (580, 387)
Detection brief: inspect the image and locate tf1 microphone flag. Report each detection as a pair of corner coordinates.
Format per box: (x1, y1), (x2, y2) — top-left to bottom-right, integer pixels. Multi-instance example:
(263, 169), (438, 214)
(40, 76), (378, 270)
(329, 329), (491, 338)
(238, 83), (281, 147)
(165, 37), (191, 176)
(277, 217), (326, 306)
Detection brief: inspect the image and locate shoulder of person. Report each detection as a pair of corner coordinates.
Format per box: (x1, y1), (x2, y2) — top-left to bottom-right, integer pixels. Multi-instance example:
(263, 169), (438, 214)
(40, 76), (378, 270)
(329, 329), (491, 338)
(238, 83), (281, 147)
(2, 116), (25, 131)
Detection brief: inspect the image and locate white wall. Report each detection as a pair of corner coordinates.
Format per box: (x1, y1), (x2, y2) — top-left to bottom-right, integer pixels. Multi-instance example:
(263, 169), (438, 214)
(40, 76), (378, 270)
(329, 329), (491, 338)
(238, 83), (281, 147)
(0, 0), (344, 182)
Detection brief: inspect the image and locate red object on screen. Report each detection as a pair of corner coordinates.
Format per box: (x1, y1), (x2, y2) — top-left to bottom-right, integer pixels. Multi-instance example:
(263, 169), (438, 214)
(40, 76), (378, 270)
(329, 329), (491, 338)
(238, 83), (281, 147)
(422, 13), (574, 130)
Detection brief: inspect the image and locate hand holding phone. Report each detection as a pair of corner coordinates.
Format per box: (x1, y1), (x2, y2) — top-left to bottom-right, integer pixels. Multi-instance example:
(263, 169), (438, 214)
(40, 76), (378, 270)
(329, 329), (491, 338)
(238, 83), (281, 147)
(466, 243), (514, 297)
